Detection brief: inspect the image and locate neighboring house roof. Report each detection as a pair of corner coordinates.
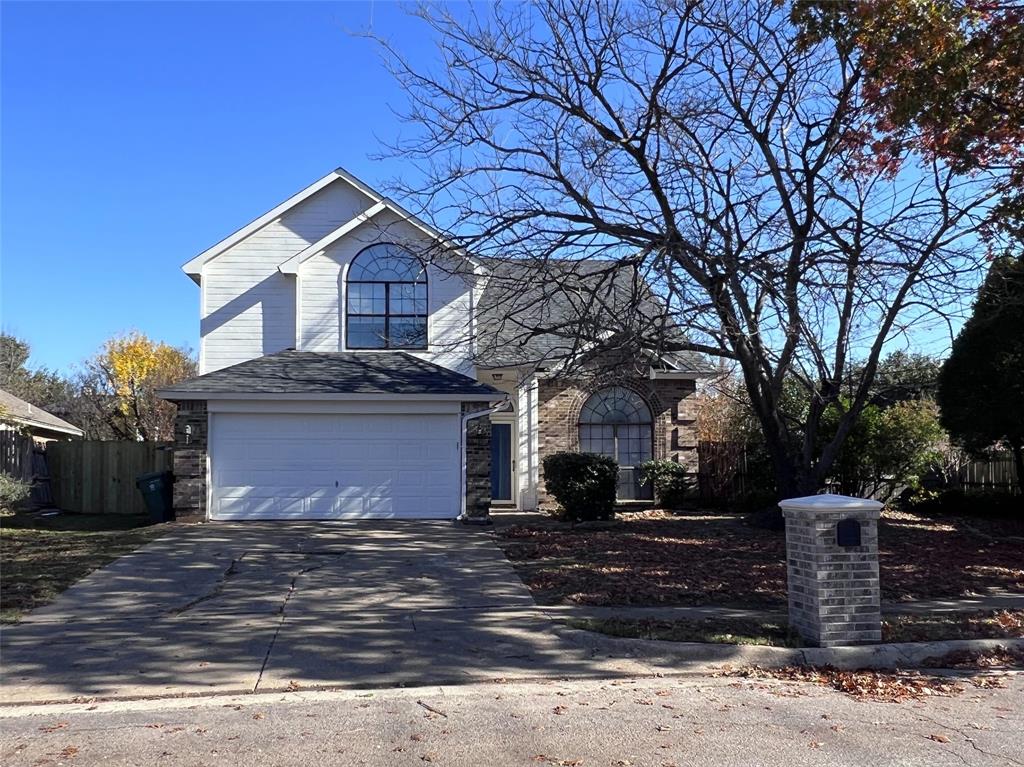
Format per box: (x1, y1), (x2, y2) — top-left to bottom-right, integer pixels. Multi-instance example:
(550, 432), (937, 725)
(475, 258), (714, 374)
(0, 389), (83, 437)
(160, 350), (505, 400)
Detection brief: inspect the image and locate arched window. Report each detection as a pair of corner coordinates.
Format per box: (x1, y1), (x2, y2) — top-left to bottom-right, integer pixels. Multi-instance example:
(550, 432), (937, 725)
(346, 244), (428, 349)
(579, 386), (654, 499)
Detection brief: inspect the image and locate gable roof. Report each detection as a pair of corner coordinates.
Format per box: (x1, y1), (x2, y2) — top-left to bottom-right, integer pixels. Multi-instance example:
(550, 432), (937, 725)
(277, 201), (474, 274)
(475, 258), (713, 374)
(0, 389), (83, 437)
(276, 201), (388, 274)
(159, 350), (504, 400)
(185, 166), (474, 281)
(182, 168), (365, 280)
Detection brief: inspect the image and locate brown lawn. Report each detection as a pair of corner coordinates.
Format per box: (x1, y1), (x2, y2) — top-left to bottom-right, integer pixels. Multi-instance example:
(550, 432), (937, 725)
(495, 509), (1024, 606)
(0, 510), (168, 623)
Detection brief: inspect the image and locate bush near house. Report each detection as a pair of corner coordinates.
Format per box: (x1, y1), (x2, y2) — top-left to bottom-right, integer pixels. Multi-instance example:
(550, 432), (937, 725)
(543, 452), (618, 522)
(638, 460), (693, 509)
(0, 473), (31, 513)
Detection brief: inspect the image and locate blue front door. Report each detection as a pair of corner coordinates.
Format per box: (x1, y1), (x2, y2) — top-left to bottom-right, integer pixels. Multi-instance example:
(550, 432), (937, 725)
(490, 423), (513, 502)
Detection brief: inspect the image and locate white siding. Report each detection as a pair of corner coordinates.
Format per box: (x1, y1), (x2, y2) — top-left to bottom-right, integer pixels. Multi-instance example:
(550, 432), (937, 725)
(200, 180), (372, 373)
(297, 210), (476, 375)
(518, 375), (540, 510)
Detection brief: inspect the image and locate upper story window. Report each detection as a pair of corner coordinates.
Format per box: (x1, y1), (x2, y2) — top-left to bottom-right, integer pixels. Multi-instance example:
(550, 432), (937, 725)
(345, 243), (428, 350)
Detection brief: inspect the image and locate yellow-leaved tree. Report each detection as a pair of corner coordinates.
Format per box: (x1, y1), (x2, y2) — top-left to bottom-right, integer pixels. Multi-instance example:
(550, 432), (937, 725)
(79, 332), (196, 441)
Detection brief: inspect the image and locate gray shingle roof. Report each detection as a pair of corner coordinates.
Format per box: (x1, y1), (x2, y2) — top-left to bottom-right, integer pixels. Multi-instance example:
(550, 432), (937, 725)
(476, 258), (714, 373)
(161, 351), (503, 398)
(0, 389), (83, 436)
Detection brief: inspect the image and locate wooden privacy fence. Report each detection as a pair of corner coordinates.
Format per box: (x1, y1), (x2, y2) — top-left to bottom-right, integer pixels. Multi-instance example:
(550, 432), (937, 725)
(697, 440), (750, 501)
(1, 429), (35, 481)
(696, 439), (1020, 502)
(958, 453), (1020, 494)
(47, 440), (173, 515)
(1, 430), (56, 506)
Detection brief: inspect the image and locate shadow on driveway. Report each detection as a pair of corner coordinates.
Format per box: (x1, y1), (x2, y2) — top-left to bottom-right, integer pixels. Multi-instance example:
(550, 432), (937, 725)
(2, 522), (709, 703)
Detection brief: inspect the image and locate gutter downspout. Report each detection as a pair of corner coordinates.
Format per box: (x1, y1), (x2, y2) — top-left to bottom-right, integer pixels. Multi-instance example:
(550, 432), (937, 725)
(458, 401), (507, 525)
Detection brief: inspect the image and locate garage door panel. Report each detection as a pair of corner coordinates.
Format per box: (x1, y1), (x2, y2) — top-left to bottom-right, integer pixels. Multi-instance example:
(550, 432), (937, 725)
(210, 412), (460, 520)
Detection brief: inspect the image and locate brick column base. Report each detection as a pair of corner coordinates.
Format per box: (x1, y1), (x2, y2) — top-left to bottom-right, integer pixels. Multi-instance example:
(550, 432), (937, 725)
(172, 400), (208, 522)
(781, 494), (882, 647)
(462, 402), (492, 521)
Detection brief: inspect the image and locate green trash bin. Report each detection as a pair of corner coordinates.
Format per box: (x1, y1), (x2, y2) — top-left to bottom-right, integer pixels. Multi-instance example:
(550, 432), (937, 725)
(136, 471), (174, 523)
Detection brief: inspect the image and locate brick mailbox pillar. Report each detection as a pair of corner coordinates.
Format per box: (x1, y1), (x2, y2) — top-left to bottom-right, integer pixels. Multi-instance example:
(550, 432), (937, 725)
(780, 494), (883, 647)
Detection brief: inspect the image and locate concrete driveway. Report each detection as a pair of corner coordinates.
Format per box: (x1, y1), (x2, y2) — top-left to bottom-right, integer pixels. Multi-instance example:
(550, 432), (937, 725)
(1, 522), (649, 703)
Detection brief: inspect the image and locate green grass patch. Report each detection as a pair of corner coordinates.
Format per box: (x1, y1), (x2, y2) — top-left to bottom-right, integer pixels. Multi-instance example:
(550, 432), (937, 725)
(564, 616), (803, 647)
(0, 510), (168, 623)
(565, 609), (1024, 647)
(883, 610), (1024, 642)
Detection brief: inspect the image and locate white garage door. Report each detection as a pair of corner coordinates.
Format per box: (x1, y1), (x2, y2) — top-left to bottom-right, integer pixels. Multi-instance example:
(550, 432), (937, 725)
(209, 412), (461, 520)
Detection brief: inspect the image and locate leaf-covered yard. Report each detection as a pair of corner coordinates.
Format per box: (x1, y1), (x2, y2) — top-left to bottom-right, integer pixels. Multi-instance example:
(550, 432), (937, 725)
(495, 510), (1024, 607)
(0, 511), (168, 623)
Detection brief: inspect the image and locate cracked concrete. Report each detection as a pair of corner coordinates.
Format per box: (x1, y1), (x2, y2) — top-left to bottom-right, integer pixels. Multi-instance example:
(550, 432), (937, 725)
(5, 521), (1017, 708)
(165, 555), (244, 616)
(0, 522), (657, 704)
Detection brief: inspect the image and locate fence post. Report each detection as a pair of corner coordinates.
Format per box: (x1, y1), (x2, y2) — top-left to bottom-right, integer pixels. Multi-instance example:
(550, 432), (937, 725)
(780, 493), (883, 647)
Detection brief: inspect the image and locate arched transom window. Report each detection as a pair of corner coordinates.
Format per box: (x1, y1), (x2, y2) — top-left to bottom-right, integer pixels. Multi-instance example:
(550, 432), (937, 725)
(346, 244), (427, 349)
(579, 386), (654, 499)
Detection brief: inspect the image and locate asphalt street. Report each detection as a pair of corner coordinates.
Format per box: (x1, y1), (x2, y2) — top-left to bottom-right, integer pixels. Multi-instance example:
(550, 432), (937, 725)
(2, 673), (1020, 766)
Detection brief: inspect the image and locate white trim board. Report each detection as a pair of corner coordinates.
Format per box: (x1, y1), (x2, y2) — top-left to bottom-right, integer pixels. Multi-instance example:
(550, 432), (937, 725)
(183, 166), (476, 280)
(159, 390), (507, 403)
(183, 169), (356, 279)
(278, 201), (389, 273)
(206, 399), (463, 415)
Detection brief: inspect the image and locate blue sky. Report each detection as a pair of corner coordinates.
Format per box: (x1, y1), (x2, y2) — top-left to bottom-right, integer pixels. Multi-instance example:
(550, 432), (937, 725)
(1, 1), (969, 376)
(1, 1), (432, 373)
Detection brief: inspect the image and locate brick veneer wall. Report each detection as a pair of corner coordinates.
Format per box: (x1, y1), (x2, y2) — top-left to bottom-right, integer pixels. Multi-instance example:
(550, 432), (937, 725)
(782, 505), (882, 647)
(172, 400), (207, 522)
(462, 402), (492, 519)
(535, 376), (698, 507)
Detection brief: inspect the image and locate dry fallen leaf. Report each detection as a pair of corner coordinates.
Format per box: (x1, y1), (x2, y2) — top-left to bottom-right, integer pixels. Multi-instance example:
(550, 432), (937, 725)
(734, 666), (966, 703)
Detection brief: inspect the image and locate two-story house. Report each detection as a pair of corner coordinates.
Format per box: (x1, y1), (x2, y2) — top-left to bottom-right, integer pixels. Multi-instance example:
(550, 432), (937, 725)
(160, 168), (711, 522)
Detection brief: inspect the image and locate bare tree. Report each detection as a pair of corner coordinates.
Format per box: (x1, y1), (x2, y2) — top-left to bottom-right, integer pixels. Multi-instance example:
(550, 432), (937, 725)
(373, 0), (997, 498)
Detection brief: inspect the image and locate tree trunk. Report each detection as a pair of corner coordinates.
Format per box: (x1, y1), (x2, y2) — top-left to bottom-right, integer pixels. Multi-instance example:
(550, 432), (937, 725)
(760, 429), (825, 500)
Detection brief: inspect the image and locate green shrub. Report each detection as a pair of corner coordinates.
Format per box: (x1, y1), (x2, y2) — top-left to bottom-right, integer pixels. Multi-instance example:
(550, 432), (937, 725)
(0, 473), (31, 513)
(638, 460), (693, 509)
(543, 452), (618, 522)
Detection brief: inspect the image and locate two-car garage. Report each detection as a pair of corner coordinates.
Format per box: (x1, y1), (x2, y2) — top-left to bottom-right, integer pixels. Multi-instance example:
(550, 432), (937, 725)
(209, 411), (462, 520)
(160, 350), (504, 522)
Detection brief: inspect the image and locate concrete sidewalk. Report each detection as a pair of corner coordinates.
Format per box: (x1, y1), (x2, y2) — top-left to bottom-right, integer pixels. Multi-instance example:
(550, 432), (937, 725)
(1, 522), (659, 704)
